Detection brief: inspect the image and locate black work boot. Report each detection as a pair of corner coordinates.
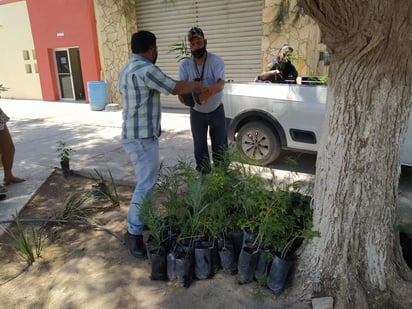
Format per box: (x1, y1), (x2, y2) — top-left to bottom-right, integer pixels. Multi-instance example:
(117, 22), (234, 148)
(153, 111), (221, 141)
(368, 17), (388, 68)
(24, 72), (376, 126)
(124, 231), (146, 259)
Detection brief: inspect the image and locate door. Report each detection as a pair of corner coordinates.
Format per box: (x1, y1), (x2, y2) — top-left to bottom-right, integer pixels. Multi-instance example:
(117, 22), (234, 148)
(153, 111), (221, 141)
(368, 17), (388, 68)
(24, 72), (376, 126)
(54, 48), (85, 100)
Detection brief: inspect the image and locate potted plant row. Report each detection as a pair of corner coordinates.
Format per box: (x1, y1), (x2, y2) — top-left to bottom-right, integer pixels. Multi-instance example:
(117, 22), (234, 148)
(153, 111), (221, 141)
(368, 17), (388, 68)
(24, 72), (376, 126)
(140, 150), (319, 294)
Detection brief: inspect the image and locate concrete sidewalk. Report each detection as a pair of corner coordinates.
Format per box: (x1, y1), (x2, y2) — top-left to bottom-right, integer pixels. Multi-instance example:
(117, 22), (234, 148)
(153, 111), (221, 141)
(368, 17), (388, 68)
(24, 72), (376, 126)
(0, 98), (194, 226)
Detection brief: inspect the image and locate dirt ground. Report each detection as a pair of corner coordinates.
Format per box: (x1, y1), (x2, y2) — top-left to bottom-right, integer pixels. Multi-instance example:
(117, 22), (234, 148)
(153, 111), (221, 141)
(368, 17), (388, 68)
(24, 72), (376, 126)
(0, 170), (305, 309)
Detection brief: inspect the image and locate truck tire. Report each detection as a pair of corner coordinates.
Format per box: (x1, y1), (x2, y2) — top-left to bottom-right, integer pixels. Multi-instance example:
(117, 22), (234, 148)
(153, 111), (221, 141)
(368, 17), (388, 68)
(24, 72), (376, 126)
(236, 121), (281, 166)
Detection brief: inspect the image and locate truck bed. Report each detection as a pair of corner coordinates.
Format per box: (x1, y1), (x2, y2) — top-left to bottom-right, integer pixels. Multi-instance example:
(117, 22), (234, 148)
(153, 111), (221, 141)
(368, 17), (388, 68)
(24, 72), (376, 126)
(223, 82), (412, 166)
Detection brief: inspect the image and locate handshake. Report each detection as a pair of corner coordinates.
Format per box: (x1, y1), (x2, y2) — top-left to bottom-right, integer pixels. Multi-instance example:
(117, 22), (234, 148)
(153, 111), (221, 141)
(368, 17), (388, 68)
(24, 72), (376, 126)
(181, 85), (212, 107)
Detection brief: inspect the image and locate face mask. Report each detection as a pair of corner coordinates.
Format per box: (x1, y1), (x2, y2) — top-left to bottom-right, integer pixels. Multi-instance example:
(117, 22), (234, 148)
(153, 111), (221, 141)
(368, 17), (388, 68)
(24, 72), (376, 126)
(152, 51), (158, 64)
(192, 46), (206, 59)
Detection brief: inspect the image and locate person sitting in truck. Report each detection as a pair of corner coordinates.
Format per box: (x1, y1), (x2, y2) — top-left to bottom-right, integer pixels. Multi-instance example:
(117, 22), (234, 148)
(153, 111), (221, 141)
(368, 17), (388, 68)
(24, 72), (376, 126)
(257, 44), (298, 83)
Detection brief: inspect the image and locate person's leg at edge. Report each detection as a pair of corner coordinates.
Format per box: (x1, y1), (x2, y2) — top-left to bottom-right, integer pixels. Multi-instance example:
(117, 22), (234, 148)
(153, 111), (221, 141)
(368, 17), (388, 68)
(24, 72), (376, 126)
(122, 137), (159, 258)
(208, 104), (228, 169)
(190, 108), (211, 173)
(0, 125), (25, 186)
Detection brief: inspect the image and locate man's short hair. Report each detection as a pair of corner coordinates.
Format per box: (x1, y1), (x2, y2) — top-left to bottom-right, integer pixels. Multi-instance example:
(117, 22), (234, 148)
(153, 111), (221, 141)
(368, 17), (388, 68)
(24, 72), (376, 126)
(131, 31), (156, 54)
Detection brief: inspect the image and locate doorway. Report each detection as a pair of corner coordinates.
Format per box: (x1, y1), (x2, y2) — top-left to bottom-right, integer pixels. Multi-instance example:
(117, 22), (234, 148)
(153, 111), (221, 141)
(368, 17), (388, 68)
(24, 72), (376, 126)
(54, 48), (85, 100)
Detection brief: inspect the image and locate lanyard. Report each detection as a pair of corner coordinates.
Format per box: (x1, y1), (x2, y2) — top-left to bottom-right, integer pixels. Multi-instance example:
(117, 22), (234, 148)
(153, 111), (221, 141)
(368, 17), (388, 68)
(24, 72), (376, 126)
(193, 54), (207, 81)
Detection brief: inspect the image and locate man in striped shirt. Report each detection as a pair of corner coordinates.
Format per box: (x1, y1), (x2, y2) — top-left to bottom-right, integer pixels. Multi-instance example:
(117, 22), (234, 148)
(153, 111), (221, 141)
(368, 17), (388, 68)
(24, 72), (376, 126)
(118, 30), (202, 259)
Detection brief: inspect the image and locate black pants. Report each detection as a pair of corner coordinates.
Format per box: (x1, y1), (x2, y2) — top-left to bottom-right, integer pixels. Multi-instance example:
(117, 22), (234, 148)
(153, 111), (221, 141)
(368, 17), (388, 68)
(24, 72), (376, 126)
(190, 104), (228, 172)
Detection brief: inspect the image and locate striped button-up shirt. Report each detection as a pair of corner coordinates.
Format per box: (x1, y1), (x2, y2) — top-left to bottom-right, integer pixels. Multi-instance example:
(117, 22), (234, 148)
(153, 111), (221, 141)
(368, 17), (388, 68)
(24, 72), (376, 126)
(118, 54), (176, 139)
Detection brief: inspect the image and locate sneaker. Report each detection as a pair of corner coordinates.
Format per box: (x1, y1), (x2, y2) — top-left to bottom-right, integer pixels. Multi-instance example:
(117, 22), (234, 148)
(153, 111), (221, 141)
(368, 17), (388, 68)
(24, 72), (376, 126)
(124, 231), (146, 259)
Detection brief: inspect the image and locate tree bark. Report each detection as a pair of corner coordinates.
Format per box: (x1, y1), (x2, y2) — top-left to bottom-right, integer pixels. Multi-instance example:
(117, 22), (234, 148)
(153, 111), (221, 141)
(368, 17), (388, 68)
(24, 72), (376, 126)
(298, 1), (412, 308)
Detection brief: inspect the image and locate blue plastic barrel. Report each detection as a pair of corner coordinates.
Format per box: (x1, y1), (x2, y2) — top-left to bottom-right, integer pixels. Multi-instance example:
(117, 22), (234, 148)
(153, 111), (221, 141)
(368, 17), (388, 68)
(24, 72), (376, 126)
(87, 81), (108, 111)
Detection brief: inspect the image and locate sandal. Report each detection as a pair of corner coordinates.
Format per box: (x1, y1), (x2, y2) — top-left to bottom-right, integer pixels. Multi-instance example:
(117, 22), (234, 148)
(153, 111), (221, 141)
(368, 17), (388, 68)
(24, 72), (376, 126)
(3, 177), (25, 186)
(0, 185), (7, 193)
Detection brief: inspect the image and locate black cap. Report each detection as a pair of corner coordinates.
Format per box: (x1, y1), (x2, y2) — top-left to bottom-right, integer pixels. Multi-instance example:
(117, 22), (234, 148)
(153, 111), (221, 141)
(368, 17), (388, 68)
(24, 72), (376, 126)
(188, 27), (204, 40)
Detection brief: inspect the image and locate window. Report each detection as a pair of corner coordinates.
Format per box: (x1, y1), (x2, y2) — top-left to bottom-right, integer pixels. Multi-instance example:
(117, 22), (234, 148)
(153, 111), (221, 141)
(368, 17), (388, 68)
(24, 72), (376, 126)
(25, 64), (32, 73)
(23, 50), (30, 60)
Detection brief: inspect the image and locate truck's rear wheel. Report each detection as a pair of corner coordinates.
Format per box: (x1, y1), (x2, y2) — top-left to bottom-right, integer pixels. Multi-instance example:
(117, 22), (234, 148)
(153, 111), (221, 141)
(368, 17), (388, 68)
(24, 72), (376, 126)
(236, 121), (281, 166)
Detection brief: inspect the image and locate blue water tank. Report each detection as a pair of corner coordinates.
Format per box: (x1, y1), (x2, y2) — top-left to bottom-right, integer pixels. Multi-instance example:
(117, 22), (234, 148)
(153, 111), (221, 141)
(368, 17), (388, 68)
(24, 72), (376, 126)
(87, 81), (108, 111)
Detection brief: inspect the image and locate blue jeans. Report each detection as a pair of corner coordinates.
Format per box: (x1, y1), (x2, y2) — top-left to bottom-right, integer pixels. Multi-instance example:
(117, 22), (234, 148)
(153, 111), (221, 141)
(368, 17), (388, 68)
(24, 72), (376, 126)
(190, 104), (228, 172)
(122, 137), (159, 235)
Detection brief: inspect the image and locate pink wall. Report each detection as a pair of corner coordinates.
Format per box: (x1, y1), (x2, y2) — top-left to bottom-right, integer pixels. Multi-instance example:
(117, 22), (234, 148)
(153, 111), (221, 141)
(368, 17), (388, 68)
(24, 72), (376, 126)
(25, 0), (101, 101)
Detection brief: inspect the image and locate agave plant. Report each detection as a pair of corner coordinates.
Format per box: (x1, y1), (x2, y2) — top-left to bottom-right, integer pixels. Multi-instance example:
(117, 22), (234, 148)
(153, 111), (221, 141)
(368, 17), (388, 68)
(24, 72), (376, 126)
(169, 38), (191, 62)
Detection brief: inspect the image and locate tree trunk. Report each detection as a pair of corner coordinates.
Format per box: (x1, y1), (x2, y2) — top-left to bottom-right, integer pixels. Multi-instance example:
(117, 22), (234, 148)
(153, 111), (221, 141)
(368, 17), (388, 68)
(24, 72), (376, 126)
(297, 1), (412, 308)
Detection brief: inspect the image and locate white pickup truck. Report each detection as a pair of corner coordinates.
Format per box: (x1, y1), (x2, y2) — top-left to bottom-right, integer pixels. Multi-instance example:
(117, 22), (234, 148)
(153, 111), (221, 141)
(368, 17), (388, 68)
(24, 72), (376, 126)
(223, 82), (412, 166)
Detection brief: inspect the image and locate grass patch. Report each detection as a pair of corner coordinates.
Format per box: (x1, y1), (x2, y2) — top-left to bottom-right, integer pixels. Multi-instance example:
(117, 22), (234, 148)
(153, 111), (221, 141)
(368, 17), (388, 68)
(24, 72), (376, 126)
(93, 168), (120, 208)
(56, 191), (92, 221)
(3, 215), (46, 265)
